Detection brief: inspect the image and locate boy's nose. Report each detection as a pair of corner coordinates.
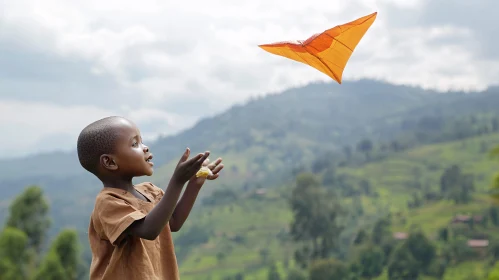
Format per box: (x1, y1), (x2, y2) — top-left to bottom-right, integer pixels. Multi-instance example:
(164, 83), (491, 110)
(143, 145), (149, 152)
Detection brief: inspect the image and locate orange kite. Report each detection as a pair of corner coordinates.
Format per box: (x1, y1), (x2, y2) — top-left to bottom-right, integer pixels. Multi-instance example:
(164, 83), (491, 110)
(259, 12), (377, 84)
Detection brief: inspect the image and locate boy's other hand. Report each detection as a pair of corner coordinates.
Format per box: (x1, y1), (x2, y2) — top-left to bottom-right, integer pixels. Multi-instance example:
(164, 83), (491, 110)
(203, 157), (224, 180)
(190, 157), (224, 186)
(171, 148), (210, 185)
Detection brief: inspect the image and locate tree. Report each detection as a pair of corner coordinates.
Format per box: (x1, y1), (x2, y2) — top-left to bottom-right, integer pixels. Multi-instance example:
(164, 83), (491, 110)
(286, 269), (306, 280)
(259, 248), (270, 264)
(491, 206), (499, 226)
(387, 244), (419, 280)
(356, 139), (373, 160)
(439, 165), (474, 204)
(356, 244), (384, 279)
(372, 216), (391, 244)
(403, 230), (436, 272)
(390, 140), (404, 152)
(353, 229), (369, 245)
(289, 173), (343, 268)
(6, 186), (51, 255)
(309, 259), (348, 280)
(489, 262), (499, 280)
(426, 258), (447, 279)
(322, 167), (337, 186)
(440, 165), (460, 194)
(442, 236), (474, 264)
(0, 227), (28, 280)
(493, 118), (499, 131)
(311, 151), (335, 173)
(216, 252), (226, 264)
(50, 229), (82, 280)
(438, 227), (449, 242)
(489, 240), (499, 261)
(359, 179), (372, 195)
(33, 250), (66, 280)
(267, 263), (281, 280)
(0, 227), (28, 266)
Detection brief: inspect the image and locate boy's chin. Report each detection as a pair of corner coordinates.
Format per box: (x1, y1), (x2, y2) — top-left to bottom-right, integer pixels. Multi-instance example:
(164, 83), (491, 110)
(136, 168), (154, 177)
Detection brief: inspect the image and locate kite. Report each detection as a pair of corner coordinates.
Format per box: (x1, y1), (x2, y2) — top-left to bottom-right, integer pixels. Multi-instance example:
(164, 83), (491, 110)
(258, 12), (377, 84)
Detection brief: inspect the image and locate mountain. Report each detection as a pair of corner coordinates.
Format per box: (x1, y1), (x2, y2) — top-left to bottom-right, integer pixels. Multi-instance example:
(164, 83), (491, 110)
(176, 132), (499, 280)
(3, 79), (499, 279)
(1, 79), (499, 225)
(0, 80), (484, 182)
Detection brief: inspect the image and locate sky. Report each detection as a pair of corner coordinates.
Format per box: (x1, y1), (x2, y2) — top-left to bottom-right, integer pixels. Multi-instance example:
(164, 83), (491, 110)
(1, 0), (499, 158)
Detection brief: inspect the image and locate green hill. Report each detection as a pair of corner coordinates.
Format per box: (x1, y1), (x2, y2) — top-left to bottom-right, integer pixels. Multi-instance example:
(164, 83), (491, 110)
(168, 130), (499, 280)
(3, 79), (499, 183)
(3, 80), (499, 279)
(1, 79), (461, 236)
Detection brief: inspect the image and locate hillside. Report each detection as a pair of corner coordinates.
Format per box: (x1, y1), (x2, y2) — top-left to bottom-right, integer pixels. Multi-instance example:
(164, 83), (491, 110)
(0, 79), (458, 233)
(4, 116), (499, 280)
(3, 80), (499, 279)
(0, 79), (492, 182)
(174, 132), (499, 280)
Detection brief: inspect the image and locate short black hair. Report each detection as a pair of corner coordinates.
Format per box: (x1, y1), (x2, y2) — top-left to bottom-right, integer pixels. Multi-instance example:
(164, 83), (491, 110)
(77, 116), (125, 175)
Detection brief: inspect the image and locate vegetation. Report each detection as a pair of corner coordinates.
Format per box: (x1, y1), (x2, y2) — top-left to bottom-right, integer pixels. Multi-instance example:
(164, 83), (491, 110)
(0, 186), (84, 279)
(4, 80), (499, 279)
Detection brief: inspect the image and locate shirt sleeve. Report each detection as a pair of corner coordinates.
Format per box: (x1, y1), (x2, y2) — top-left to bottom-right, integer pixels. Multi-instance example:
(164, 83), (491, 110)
(95, 194), (146, 245)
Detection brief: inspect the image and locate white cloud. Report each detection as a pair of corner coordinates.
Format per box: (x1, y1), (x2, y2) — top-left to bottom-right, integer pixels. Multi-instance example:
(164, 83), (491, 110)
(0, 101), (112, 158)
(0, 100), (193, 158)
(1, 0), (499, 157)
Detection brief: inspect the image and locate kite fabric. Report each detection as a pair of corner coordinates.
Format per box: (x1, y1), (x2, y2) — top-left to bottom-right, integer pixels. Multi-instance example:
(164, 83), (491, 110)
(258, 12), (377, 84)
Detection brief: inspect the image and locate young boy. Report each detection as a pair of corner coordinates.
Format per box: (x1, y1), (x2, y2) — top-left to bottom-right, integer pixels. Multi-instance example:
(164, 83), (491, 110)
(77, 116), (223, 280)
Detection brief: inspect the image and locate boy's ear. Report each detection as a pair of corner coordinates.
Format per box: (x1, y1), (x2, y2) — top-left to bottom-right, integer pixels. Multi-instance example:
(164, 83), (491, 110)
(100, 154), (118, 171)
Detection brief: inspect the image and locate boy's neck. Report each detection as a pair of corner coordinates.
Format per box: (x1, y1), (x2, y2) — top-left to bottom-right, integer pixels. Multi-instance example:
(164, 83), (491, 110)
(101, 176), (135, 191)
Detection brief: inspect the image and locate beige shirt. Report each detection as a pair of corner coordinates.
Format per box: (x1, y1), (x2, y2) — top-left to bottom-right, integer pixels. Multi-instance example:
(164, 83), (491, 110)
(88, 182), (179, 280)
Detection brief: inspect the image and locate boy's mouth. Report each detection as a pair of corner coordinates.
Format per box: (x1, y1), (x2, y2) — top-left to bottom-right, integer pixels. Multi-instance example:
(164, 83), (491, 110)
(145, 154), (154, 166)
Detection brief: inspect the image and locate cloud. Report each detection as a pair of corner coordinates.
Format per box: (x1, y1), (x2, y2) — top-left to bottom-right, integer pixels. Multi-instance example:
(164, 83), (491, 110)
(1, 0), (499, 157)
(0, 100), (112, 158)
(0, 100), (195, 158)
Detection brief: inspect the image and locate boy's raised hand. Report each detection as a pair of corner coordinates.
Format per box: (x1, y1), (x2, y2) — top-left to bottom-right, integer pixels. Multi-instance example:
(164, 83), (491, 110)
(172, 148), (210, 185)
(202, 157), (224, 180)
(189, 157), (224, 187)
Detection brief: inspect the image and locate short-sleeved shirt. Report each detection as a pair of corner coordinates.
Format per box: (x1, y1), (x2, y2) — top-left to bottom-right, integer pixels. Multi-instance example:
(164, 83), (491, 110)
(88, 182), (179, 280)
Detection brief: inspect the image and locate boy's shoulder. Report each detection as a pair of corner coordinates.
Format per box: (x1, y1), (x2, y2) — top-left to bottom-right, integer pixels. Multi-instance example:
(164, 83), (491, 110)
(132, 182), (165, 204)
(95, 182), (162, 197)
(135, 182), (164, 196)
(92, 182), (162, 206)
(91, 182), (164, 216)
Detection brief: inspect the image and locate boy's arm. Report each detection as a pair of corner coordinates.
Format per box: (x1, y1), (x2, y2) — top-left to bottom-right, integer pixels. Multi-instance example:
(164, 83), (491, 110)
(168, 180), (203, 232)
(125, 150), (210, 240)
(169, 157), (224, 231)
(125, 178), (185, 240)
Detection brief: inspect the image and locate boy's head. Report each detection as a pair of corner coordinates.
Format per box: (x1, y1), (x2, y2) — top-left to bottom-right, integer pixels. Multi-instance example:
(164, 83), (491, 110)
(77, 116), (154, 179)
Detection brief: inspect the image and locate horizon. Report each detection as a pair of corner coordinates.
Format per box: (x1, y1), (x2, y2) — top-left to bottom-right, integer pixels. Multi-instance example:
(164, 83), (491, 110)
(1, 78), (495, 161)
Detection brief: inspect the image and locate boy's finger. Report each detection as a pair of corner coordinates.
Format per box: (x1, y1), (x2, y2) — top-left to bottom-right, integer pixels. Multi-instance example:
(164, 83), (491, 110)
(195, 152), (210, 166)
(185, 153), (204, 165)
(212, 164), (224, 174)
(177, 148), (190, 165)
(208, 174), (219, 180)
(208, 158), (222, 169)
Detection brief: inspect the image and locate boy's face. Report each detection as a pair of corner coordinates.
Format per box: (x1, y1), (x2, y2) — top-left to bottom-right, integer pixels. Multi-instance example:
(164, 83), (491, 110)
(111, 118), (154, 177)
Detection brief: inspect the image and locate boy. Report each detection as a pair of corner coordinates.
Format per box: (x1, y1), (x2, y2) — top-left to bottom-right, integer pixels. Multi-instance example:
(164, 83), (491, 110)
(77, 116), (223, 280)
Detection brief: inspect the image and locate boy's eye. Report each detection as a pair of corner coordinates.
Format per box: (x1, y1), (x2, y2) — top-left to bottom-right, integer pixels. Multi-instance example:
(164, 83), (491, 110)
(132, 142), (138, 147)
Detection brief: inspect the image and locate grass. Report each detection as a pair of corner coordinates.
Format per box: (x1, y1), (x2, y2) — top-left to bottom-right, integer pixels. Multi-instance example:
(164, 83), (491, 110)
(170, 133), (499, 279)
